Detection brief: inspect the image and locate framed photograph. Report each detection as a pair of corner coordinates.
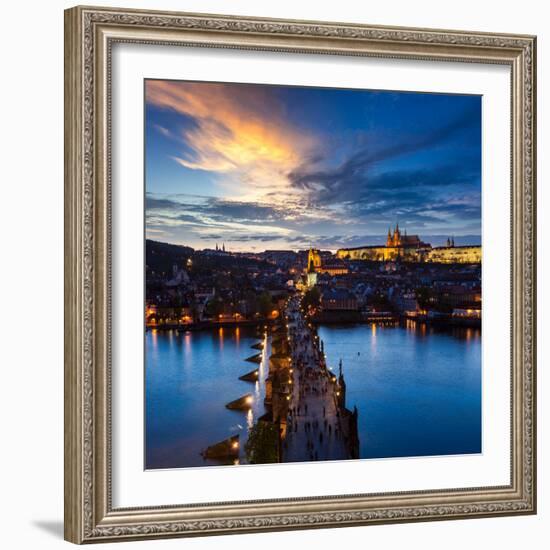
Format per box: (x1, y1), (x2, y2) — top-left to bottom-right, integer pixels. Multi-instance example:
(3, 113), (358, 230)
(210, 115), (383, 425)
(64, 5), (537, 544)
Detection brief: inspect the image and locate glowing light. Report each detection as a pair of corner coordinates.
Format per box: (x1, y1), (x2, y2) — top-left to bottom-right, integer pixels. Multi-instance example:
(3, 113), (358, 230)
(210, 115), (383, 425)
(232, 441), (239, 449)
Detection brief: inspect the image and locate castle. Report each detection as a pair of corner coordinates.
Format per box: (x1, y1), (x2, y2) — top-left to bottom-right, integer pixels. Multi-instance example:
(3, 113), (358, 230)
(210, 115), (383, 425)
(385, 223), (426, 248)
(336, 224), (481, 264)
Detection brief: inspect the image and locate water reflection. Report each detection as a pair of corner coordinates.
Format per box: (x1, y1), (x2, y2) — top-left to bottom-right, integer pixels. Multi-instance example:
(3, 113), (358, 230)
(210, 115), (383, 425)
(146, 326), (268, 469)
(183, 331), (192, 356)
(318, 323), (482, 460)
(146, 322), (481, 469)
(403, 319), (481, 343)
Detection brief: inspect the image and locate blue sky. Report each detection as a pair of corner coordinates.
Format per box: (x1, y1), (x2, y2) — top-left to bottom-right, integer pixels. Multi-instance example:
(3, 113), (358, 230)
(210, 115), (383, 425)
(145, 79), (481, 251)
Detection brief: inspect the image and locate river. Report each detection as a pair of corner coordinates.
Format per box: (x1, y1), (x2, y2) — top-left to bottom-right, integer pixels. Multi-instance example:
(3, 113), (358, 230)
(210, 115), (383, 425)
(145, 321), (481, 469)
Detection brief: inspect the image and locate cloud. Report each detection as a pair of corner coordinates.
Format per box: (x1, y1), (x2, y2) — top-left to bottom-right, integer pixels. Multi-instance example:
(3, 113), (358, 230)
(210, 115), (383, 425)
(288, 105), (480, 203)
(146, 193), (337, 227)
(146, 80), (318, 200)
(199, 233), (286, 243)
(153, 124), (173, 138)
(145, 83), (481, 250)
(145, 193), (296, 244)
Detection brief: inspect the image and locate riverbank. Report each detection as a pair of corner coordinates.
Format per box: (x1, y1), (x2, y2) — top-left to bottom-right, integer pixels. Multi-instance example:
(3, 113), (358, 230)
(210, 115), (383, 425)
(145, 315), (481, 468)
(146, 319), (277, 331)
(309, 310), (480, 329)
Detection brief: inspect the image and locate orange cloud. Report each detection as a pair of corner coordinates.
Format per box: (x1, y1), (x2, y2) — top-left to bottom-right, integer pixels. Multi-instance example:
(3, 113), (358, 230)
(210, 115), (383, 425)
(146, 80), (317, 200)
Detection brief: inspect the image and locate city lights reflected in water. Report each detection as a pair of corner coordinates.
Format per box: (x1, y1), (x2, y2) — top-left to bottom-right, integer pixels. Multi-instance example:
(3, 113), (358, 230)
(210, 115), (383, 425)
(183, 331), (192, 358)
(146, 322), (481, 469)
(218, 326), (224, 350)
(318, 322), (481, 460)
(146, 326), (269, 469)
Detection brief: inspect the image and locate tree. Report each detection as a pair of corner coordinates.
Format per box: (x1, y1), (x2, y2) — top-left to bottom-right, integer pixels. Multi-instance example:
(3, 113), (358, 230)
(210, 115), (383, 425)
(258, 291), (273, 318)
(415, 286), (434, 309)
(245, 422), (279, 464)
(204, 296), (224, 318)
(189, 299), (200, 323)
(302, 287), (321, 310)
(368, 292), (392, 312)
(244, 290), (259, 317)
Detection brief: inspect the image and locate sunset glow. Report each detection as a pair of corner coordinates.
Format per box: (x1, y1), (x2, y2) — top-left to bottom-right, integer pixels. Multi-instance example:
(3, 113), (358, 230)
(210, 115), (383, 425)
(145, 79), (481, 251)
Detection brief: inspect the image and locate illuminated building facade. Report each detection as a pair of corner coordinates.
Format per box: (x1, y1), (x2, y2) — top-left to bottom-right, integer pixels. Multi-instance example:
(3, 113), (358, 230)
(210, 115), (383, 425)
(336, 225), (481, 264)
(306, 253), (318, 288)
(321, 288), (358, 311)
(427, 245), (482, 264)
(306, 248), (349, 276)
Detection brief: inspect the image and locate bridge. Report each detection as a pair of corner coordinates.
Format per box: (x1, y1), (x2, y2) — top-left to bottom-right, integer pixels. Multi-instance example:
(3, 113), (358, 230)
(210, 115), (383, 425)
(212, 294), (359, 465)
(277, 295), (359, 463)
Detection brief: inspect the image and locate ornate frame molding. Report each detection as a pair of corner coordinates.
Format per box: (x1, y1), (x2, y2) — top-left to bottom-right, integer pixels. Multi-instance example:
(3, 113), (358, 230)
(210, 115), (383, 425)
(64, 5), (536, 544)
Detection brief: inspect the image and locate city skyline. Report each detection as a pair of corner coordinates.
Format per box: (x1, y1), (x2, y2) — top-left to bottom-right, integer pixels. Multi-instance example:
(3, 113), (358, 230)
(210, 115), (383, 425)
(145, 80), (482, 252)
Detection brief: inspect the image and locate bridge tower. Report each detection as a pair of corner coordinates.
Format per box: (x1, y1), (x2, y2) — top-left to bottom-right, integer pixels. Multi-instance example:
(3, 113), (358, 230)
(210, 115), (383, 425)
(337, 359), (347, 409)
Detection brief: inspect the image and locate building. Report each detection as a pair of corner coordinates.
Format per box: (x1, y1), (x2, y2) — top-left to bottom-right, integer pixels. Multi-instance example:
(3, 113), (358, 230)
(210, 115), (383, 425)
(438, 285), (482, 307)
(305, 248), (349, 278)
(321, 288), (358, 311)
(307, 248), (322, 270)
(386, 223), (424, 248)
(392, 292), (419, 315)
(336, 225), (481, 264)
(452, 307), (481, 320)
(318, 258), (349, 276)
(427, 245), (482, 264)
(306, 252), (317, 288)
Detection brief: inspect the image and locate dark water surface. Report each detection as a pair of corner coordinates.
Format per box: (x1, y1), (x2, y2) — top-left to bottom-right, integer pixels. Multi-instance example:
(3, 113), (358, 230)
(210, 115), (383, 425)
(318, 322), (482, 459)
(145, 322), (481, 469)
(145, 326), (269, 469)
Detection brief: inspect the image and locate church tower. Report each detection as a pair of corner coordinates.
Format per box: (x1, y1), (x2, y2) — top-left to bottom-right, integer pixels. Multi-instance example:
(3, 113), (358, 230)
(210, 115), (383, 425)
(307, 248), (322, 269)
(394, 223), (401, 246)
(306, 252), (317, 288)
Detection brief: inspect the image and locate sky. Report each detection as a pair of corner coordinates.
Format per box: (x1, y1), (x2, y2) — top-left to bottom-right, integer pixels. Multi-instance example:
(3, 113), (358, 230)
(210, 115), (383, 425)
(145, 79), (482, 252)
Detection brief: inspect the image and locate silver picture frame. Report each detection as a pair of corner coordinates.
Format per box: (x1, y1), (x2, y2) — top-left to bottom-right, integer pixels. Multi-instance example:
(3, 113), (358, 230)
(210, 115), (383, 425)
(64, 5), (536, 543)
